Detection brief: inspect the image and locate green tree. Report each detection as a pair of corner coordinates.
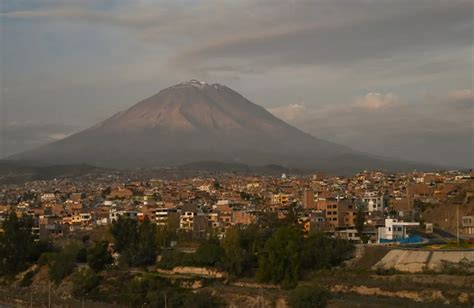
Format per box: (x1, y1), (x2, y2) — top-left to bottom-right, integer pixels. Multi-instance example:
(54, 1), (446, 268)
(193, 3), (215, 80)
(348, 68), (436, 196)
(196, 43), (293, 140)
(194, 241), (225, 266)
(256, 225), (302, 289)
(48, 243), (82, 283)
(355, 201), (366, 237)
(136, 218), (158, 265)
(0, 212), (36, 276)
(87, 241), (113, 272)
(222, 227), (244, 275)
(71, 268), (100, 298)
(110, 217), (157, 266)
(287, 284), (330, 308)
(301, 233), (354, 271)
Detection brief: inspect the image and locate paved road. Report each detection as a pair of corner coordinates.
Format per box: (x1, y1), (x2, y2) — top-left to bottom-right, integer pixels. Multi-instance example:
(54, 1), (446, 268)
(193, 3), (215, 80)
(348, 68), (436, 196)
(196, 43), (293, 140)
(433, 227), (457, 240)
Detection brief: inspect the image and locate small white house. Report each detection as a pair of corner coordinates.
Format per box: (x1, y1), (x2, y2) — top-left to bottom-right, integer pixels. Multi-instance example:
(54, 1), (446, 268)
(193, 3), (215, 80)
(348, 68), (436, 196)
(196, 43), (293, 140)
(378, 218), (419, 242)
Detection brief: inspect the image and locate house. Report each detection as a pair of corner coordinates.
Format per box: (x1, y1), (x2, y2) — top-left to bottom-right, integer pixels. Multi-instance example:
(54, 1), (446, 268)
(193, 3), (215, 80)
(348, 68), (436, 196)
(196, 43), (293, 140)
(109, 210), (138, 222)
(155, 207), (179, 227)
(377, 218), (419, 242)
(462, 216), (474, 235)
(362, 191), (384, 212)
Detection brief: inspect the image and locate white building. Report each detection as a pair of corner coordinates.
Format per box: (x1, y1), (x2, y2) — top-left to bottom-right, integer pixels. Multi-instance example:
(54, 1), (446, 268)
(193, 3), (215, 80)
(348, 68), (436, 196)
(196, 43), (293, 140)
(378, 218), (419, 242)
(109, 210), (138, 222)
(362, 192), (384, 212)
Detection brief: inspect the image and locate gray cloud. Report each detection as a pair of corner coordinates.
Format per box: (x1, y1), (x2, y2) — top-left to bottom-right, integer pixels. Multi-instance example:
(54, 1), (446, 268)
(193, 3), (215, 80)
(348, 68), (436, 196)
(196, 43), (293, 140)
(172, 0), (473, 72)
(0, 122), (77, 157)
(269, 90), (474, 167)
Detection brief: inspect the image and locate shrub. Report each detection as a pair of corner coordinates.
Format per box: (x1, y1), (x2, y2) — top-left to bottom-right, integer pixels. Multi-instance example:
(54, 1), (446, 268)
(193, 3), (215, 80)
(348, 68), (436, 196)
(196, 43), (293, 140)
(194, 241), (225, 267)
(48, 243), (82, 283)
(19, 269), (37, 287)
(287, 284), (331, 308)
(71, 268), (100, 297)
(87, 241), (113, 272)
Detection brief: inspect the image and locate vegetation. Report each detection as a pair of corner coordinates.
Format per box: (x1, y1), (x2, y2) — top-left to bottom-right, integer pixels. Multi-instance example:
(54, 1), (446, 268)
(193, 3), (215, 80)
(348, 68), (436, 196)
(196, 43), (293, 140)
(71, 268), (100, 297)
(87, 240), (113, 272)
(122, 274), (222, 307)
(257, 225), (302, 288)
(287, 284), (331, 308)
(110, 216), (158, 267)
(0, 212), (38, 276)
(47, 242), (82, 283)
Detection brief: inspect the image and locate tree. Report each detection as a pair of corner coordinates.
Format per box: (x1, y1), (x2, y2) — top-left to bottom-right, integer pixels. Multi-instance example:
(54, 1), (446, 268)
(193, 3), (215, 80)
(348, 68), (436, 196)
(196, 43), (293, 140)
(194, 241), (225, 266)
(110, 217), (157, 266)
(71, 268), (100, 298)
(87, 241), (113, 272)
(355, 201), (366, 237)
(136, 218), (158, 266)
(0, 212), (36, 276)
(256, 225), (303, 289)
(301, 233), (354, 270)
(287, 284), (330, 308)
(221, 227), (244, 275)
(48, 243), (81, 283)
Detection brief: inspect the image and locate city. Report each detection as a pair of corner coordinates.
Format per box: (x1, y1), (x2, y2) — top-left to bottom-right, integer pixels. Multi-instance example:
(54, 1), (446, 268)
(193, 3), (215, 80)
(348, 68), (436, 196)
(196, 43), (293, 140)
(1, 0), (473, 307)
(0, 167), (473, 306)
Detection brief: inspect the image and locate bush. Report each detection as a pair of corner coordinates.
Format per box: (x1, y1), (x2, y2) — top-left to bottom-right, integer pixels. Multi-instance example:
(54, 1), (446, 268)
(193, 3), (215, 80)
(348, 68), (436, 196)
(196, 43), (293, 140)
(48, 243), (82, 283)
(87, 241), (113, 272)
(38, 252), (57, 266)
(182, 292), (224, 308)
(19, 269), (37, 287)
(287, 284), (331, 308)
(194, 241), (225, 267)
(71, 268), (100, 297)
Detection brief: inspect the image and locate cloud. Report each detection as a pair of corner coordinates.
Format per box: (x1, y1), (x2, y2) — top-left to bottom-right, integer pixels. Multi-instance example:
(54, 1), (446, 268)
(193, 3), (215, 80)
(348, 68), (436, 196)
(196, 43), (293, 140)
(354, 93), (399, 110)
(1, 0), (472, 167)
(269, 89), (473, 167)
(0, 123), (77, 157)
(448, 89), (474, 102)
(268, 103), (307, 122)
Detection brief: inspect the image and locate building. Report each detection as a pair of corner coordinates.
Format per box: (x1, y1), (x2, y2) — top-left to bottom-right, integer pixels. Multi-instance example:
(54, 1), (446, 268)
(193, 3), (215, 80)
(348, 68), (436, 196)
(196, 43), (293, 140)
(377, 218), (419, 242)
(462, 216), (474, 235)
(155, 207), (178, 226)
(303, 190), (315, 209)
(109, 210), (138, 222)
(362, 192), (384, 212)
(325, 199), (355, 229)
(180, 204), (199, 232)
(271, 193), (290, 205)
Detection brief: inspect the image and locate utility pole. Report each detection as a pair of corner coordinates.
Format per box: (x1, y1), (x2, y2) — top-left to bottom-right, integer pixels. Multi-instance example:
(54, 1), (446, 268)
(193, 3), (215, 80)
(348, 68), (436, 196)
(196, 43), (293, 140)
(48, 280), (51, 308)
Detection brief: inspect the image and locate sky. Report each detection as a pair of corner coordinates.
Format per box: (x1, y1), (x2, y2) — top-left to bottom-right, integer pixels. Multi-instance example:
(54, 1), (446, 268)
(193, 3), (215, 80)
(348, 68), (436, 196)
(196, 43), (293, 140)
(0, 0), (473, 167)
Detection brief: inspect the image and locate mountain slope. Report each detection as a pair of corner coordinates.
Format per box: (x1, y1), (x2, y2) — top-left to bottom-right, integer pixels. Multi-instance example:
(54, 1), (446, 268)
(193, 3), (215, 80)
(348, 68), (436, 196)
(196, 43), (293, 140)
(9, 80), (437, 173)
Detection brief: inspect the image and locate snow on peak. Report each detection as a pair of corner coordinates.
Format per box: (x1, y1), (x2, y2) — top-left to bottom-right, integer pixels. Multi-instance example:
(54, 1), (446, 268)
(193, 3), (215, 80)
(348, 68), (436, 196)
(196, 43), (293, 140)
(175, 79), (209, 88)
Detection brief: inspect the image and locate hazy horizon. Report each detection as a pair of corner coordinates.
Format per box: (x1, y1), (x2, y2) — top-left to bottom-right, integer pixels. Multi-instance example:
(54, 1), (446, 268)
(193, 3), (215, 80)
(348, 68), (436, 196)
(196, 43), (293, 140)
(1, 0), (473, 168)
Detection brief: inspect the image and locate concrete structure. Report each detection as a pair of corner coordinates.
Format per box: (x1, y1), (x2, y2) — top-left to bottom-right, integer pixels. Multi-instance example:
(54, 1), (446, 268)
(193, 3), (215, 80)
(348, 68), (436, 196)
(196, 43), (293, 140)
(374, 249), (474, 273)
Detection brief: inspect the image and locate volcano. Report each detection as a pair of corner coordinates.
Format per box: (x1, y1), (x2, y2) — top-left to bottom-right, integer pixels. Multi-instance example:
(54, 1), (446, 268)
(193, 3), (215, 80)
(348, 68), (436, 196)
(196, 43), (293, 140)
(9, 80), (434, 173)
